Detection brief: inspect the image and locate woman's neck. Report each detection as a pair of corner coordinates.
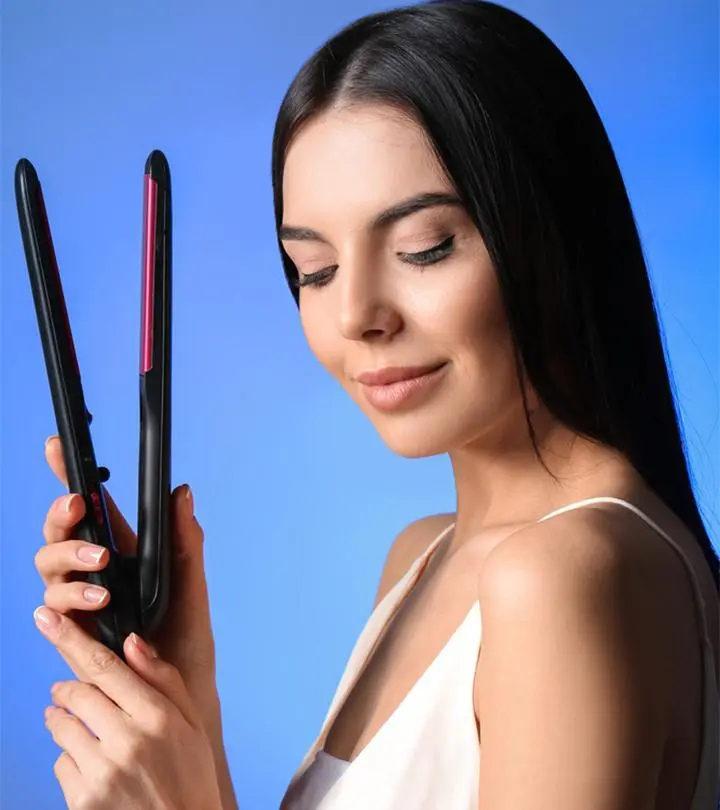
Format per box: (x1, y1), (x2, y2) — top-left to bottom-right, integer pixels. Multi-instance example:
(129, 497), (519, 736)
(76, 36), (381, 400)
(447, 407), (639, 550)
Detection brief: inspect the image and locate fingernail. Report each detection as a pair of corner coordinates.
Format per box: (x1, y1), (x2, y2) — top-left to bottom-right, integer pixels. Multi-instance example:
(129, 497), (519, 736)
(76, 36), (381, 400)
(45, 435), (57, 449)
(130, 633), (158, 659)
(83, 586), (108, 604)
(185, 485), (194, 516)
(77, 545), (107, 565)
(34, 607), (60, 632)
(62, 494), (77, 514)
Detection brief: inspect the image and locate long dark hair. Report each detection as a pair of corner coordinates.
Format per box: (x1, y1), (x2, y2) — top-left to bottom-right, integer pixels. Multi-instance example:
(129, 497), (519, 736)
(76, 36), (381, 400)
(270, 0), (719, 586)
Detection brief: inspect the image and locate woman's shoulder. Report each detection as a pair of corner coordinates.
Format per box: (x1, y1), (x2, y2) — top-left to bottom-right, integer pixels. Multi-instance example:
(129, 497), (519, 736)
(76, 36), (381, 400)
(470, 505), (687, 806)
(372, 513), (456, 608)
(474, 498), (716, 706)
(475, 499), (683, 616)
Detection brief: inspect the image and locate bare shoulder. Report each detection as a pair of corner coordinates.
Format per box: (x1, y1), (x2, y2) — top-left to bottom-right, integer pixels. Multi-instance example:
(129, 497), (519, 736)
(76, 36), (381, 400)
(476, 503), (679, 647)
(477, 502), (694, 623)
(473, 506), (677, 808)
(479, 505), (637, 598)
(373, 513), (455, 608)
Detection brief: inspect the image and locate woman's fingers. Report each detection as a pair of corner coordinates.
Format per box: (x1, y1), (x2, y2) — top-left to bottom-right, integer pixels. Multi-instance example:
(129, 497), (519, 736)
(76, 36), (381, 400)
(45, 435), (138, 556)
(34, 609), (171, 723)
(42, 494), (87, 546)
(45, 704), (102, 774)
(36, 539), (109, 581)
(44, 580), (111, 612)
(123, 633), (199, 728)
(45, 435), (70, 488)
(50, 679), (130, 747)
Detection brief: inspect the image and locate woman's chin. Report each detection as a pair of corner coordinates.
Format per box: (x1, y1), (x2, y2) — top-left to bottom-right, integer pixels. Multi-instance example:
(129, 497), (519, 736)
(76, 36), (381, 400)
(372, 419), (458, 459)
(368, 402), (503, 460)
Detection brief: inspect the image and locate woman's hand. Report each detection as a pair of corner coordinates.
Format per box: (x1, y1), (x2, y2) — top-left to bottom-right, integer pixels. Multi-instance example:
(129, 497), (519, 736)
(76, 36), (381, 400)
(35, 436), (218, 717)
(35, 606), (223, 810)
(35, 436), (239, 809)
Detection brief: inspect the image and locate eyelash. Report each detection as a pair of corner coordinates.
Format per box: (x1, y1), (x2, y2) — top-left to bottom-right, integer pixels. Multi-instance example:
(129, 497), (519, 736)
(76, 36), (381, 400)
(294, 235), (456, 290)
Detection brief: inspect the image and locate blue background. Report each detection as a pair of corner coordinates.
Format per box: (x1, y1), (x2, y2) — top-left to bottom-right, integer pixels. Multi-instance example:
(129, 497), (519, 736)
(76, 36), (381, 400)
(2, 1), (718, 807)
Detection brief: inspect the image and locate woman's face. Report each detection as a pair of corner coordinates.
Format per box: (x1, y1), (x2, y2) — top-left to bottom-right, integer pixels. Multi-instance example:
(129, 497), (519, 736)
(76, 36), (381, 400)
(281, 103), (524, 458)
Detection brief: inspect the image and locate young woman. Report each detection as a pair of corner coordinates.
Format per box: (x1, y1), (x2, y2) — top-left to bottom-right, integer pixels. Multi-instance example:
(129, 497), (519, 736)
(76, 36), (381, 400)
(32, 1), (719, 808)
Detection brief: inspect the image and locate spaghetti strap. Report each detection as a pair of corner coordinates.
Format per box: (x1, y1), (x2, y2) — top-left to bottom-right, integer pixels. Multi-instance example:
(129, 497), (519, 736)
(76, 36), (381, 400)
(537, 497), (719, 808)
(283, 497), (718, 810)
(285, 520), (455, 792)
(537, 496), (713, 643)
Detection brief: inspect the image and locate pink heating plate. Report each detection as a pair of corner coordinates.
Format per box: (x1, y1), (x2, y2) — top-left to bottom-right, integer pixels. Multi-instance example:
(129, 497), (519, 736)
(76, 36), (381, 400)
(141, 174), (158, 374)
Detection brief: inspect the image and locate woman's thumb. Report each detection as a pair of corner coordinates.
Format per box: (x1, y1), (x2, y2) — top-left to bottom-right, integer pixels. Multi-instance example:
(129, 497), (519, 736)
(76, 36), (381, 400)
(124, 633), (199, 725)
(153, 484), (217, 683)
(171, 484), (209, 602)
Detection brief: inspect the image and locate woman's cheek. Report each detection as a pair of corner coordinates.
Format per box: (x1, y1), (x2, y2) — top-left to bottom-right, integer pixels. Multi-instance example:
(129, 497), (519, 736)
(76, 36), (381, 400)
(301, 311), (345, 380)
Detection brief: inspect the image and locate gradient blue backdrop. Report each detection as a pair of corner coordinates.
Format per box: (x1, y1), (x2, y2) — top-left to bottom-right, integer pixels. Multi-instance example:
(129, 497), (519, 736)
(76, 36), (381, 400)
(2, 1), (718, 807)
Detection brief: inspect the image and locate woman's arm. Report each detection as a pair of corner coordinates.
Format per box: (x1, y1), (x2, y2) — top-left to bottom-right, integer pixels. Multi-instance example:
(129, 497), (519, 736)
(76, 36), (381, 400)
(473, 514), (673, 810)
(202, 698), (239, 810)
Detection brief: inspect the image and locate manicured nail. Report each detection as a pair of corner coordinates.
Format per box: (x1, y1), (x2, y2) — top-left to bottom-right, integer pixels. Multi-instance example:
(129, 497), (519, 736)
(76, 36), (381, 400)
(62, 494), (78, 514)
(130, 633), (158, 659)
(185, 485), (194, 516)
(34, 607), (60, 631)
(77, 545), (107, 565)
(83, 586), (108, 604)
(45, 435), (57, 449)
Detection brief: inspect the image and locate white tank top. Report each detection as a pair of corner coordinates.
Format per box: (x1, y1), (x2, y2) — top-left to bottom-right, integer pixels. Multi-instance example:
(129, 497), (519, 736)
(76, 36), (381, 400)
(281, 497), (719, 809)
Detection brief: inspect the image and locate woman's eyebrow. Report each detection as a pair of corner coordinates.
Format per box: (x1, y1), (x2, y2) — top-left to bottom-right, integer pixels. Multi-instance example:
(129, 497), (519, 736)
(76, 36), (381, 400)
(279, 191), (462, 244)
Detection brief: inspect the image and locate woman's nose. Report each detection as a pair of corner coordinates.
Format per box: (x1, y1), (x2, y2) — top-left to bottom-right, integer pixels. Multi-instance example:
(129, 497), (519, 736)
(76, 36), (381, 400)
(337, 259), (402, 342)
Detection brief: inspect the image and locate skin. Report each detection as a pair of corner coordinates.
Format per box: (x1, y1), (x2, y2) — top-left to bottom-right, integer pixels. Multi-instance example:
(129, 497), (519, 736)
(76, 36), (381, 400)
(34, 102), (718, 809)
(279, 103), (719, 809)
(35, 442), (238, 810)
(34, 606), (222, 810)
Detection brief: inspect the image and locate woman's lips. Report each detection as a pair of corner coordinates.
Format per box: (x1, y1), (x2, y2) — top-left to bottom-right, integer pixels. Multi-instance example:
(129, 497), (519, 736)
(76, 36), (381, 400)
(356, 362), (448, 412)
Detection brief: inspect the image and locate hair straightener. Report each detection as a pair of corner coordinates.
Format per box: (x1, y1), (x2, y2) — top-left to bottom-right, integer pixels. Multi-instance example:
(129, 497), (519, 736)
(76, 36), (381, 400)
(14, 151), (173, 659)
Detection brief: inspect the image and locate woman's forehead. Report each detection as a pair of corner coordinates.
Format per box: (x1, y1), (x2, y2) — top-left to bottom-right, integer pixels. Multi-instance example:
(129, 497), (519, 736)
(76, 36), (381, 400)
(282, 106), (448, 228)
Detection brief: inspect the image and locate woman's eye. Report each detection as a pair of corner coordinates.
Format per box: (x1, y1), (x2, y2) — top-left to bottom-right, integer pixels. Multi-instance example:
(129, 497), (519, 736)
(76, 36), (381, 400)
(398, 235), (456, 266)
(295, 265), (338, 289)
(293, 235), (456, 290)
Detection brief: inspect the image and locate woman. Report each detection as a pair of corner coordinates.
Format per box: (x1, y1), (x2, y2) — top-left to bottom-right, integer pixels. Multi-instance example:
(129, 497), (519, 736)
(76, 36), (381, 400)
(31, 1), (719, 808)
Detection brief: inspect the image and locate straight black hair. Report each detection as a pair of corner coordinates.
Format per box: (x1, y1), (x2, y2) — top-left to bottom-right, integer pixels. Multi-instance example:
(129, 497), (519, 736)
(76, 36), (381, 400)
(271, 0), (719, 586)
